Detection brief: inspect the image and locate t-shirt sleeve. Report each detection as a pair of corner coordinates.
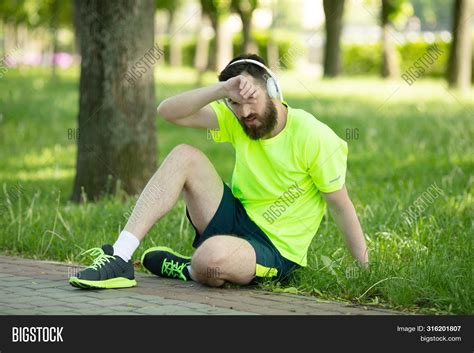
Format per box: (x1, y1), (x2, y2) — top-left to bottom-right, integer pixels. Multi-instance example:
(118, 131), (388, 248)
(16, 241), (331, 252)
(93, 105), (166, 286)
(209, 100), (238, 145)
(305, 123), (348, 193)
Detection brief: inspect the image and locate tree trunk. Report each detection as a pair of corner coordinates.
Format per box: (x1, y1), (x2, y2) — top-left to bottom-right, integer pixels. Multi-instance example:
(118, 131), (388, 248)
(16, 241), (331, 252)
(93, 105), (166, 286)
(323, 0), (345, 77)
(267, 36), (279, 70)
(267, 2), (278, 70)
(194, 12), (210, 85)
(447, 0), (472, 91)
(1, 21), (5, 57)
(217, 18), (233, 71)
(50, 0), (59, 80)
(241, 16), (252, 53)
(381, 0), (399, 78)
(72, 0), (81, 55)
(208, 16), (220, 71)
(168, 10), (182, 67)
(3, 23), (14, 56)
(71, 0), (157, 202)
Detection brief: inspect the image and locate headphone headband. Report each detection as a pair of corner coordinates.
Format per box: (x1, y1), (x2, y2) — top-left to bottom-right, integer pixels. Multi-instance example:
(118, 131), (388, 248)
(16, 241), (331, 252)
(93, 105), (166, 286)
(226, 59), (283, 101)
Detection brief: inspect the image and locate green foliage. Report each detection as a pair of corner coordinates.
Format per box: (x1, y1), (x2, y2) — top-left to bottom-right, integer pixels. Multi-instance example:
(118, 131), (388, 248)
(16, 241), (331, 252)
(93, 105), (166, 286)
(410, 0), (453, 30)
(231, 0), (258, 16)
(156, 0), (182, 13)
(343, 43), (382, 75)
(200, 0), (231, 21)
(343, 39), (473, 80)
(398, 41), (450, 78)
(383, 0), (413, 28)
(0, 0), (30, 24)
(1, 0), (71, 28)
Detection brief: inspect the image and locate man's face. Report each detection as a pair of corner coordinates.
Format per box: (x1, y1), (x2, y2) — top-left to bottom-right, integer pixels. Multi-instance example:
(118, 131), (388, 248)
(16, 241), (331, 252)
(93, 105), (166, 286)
(226, 74), (278, 140)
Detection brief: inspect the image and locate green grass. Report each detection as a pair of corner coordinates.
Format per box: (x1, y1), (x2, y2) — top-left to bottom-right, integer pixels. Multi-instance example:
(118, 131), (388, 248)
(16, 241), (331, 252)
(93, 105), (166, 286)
(0, 66), (472, 314)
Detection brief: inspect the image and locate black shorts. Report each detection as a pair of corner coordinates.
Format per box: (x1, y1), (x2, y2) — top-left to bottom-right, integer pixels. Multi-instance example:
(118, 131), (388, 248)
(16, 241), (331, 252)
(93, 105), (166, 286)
(186, 181), (300, 282)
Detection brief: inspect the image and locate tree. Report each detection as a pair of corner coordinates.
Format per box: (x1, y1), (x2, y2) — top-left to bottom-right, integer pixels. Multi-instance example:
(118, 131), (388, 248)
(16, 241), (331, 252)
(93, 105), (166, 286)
(231, 0), (258, 54)
(194, 11), (211, 85)
(447, 0), (472, 91)
(156, 0), (182, 67)
(410, 0), (452, 31)
(71, 0), (157, 202)
(266, 0), (279, 70)
(323, 0), (345, 77)
(1, 0), (72, 77)
(200, 0), (231, 71)
(0, 0), (30, 56)
(380, 0), (407, 78)
(38, 0), (73, 79)
(40, 0), (64, 79)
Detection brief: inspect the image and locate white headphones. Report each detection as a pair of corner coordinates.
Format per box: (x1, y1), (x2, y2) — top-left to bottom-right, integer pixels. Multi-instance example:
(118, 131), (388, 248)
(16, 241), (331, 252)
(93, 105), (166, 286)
(225, 59), (284, 102)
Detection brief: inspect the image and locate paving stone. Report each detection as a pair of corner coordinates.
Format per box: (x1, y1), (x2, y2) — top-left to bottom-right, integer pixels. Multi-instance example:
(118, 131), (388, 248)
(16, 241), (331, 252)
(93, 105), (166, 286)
(37, 305), (80, 313)
(23, 281), (64, 289)
(180, 302), (220, 310)
(103, 303), (145, 311)
(0, 305), (15, 313)
(55, 295), (105, 304)
(90, 297), (149, 307)
(144, 298), (187, 306)
(23, 298), (67, 307)
(70, 309), (118, 315)
(0, 281), (36, 287)
(6, 303), (38, 310)
(0, 273), (15, 278)
(168, 310), (207, 315)
(133, 306), (204, 315)
(0, 275), (32, 281)
(0, 295), (39, 304)
(7, 309), (46, 315)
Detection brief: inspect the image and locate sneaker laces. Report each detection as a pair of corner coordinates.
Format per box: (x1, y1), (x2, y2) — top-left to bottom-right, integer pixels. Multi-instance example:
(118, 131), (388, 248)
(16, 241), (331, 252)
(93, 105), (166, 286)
(161, 259), (188, 281)
(81, 247), (115, 270)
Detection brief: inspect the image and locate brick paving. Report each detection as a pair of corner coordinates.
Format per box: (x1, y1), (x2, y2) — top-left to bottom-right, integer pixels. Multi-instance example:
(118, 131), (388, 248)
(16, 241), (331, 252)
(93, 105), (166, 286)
(0, 256), (399, 315)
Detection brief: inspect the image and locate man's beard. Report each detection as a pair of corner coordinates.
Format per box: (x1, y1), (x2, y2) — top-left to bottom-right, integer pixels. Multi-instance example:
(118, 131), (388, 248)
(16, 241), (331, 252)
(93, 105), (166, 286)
(239, 99), (278, 140)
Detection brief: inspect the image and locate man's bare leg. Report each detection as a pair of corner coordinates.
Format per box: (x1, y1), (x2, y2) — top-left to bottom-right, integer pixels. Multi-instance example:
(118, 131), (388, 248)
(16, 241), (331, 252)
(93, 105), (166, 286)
(122, 143), (223, 240)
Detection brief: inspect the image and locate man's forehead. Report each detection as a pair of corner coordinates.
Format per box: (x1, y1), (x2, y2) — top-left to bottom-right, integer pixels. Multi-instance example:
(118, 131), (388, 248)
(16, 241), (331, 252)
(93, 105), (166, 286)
(241, 71), (261, 85)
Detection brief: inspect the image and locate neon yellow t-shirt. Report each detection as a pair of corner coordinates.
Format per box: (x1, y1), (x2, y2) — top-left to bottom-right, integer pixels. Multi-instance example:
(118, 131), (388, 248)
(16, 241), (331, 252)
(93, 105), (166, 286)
(209, 100), (348, 266)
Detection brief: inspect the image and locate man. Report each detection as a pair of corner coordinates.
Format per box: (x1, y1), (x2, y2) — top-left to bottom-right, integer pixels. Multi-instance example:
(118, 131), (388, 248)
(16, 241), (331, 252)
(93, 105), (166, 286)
(69, 54), (368, 289)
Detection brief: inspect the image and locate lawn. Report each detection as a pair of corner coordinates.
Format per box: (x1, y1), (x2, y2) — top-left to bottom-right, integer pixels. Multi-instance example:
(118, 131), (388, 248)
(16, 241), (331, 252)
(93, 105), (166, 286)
(0, 66), (472, 314)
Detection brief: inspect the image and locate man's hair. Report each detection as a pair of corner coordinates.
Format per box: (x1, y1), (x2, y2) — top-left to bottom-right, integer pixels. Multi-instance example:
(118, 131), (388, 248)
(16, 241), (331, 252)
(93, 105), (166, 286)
(218, 54), (268, 86)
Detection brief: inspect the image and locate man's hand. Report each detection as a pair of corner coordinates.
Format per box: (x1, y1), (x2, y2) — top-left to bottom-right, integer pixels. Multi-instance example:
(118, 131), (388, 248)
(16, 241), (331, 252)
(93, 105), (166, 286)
(222, 75), (260, 104)
(321, 186), (369, 267)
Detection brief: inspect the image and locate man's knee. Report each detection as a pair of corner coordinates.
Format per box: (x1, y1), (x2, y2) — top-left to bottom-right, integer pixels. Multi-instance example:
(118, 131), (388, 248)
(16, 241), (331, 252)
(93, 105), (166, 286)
(191, 240), (227, 286)
(169, 144), (202, 161)
(190, 236), (256, 286)
(167, 144), (207, 173)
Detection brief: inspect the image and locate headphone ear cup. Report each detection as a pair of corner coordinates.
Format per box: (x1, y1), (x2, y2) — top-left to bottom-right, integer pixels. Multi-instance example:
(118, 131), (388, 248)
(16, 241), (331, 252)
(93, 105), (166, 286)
(266, 78), (278, 99)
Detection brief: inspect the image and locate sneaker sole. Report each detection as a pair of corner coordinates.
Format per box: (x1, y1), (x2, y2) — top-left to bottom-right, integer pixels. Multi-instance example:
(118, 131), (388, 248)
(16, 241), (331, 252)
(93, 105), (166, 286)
(140, 246), (191, 269)
(69, 276), (136, 289)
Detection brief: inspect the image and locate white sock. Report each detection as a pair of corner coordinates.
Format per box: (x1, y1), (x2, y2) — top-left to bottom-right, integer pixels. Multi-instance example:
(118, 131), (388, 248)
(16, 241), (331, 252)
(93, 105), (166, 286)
(187, 265), (194, 280)
(113, 230), (140, 262)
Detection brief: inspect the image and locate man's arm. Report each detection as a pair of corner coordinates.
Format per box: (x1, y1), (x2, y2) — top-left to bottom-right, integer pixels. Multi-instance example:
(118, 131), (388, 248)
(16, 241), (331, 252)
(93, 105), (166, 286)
(321, 185), (369, 267)
(157, 75), (259, 129)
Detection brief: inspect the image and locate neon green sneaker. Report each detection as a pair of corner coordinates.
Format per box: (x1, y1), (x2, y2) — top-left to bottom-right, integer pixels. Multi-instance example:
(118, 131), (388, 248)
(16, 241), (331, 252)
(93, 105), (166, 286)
(69, 244), (137, 289)
(141, 246), (192, 281)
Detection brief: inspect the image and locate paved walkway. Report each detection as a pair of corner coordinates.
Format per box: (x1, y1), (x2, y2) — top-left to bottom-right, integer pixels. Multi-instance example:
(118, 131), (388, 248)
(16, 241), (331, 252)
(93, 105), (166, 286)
(0, 256), (398, 315)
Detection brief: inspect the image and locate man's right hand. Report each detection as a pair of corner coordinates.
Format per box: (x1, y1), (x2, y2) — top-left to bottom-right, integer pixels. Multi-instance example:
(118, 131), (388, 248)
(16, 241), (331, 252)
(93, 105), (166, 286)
(222, 75), (260, 104)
